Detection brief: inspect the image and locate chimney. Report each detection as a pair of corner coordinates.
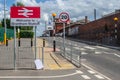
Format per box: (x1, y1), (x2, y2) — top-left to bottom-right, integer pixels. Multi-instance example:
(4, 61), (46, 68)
(94, 9), (96, 20)
(85, 16), (88, 24)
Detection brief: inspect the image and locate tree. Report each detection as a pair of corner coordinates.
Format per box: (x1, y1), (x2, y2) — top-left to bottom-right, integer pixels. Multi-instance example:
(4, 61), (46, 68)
(1, 18), (12, 29)
(12, 2), (24, 6)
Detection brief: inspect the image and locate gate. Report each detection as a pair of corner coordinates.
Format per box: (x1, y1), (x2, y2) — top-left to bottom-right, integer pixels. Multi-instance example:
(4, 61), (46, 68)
(16, 38), (35, 69)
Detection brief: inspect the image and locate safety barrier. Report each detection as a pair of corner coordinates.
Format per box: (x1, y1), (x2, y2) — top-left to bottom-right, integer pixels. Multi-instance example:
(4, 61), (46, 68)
(56, 39), (81, 67)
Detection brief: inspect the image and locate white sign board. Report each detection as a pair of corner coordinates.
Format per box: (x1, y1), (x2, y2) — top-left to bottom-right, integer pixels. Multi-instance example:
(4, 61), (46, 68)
(34, 59), (44, 70)
(47, 26), (53, 30)
(11, 18), (40, 26)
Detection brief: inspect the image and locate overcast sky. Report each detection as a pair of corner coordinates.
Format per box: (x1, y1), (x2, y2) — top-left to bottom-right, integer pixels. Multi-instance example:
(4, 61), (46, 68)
(0, 0), (120, 36)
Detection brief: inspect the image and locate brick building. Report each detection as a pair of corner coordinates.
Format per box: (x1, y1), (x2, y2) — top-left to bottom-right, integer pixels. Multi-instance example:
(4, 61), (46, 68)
(77, 11), (120, 45)
(55, 10), (120, 46)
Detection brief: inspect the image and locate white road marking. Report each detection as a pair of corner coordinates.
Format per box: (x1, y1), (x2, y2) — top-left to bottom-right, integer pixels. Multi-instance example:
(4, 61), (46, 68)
(0, 70), (80, 79)
(81, 52), (88, 55)
(84, 46), (95, 50)
(75, 44), (77, 46)
(94, 75), (105, 79)
(81, 75), (91, 79)
(81, 59), (87, 61)
(104, 52), (120, 58)
(114, 53), (120, 58)
(87, 70), (96, 74)
(104, 52), (111, 54)
(66, 48), (71, 51)
(80, 48), (86, 51)
(74, 47), (80, 50)
(95, 51), (102, 54)
(82, 63), (112, 80)
(76, 70), (83, 74)
(96, 46), (109, 50)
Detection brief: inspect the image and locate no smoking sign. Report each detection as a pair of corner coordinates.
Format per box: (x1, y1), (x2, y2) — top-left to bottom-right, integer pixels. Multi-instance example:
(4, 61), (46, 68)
(59, 12), (69, 23)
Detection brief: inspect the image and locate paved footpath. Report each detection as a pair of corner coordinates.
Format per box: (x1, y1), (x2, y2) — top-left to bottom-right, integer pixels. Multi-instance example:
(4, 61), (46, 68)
(0, 38), (111, 80)
(36, 38), (75, 70)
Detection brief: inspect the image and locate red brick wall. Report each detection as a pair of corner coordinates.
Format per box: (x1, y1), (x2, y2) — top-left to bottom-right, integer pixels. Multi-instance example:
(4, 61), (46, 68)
(77, 12), (120, 44)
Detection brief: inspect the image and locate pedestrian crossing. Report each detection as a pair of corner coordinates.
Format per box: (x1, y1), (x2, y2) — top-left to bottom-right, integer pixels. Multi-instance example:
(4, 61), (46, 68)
(75, 68), (108, 80)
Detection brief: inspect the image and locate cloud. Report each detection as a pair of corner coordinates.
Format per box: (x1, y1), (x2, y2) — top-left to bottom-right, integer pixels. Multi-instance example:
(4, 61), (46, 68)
(56, 0), (65, 10)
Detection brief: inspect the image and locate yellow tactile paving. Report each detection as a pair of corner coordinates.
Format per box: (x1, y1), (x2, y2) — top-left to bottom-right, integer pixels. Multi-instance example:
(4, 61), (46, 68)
(48, 64), (60, 70)
(36, 38), (76, 70)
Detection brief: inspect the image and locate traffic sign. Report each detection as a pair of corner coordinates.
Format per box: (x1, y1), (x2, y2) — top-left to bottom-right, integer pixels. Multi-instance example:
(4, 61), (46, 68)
(10, 6), (40, 26)
(59, 12), (69, 23)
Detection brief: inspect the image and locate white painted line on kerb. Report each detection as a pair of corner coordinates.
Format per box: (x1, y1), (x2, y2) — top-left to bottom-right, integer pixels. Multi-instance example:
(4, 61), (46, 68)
(82, 63), (112, 80)
(114, 53), (120, 58)
(87, 70), (96, 74)
(94, 75), (105, 79)
(0, 70), (80, 79)
(81, 75), (91, 79)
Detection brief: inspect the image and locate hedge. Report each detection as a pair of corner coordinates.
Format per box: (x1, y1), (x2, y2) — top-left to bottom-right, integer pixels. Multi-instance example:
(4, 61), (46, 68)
(20, 31), (34, 38)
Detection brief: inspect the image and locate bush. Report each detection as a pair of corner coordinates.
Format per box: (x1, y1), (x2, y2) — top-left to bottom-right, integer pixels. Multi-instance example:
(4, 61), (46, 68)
(20, 31), (34, 38)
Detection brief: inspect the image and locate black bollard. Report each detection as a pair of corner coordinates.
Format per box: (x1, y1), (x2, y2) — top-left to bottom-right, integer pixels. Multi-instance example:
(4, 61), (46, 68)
(43, 39), (45, 47)
(53, 40), (56, 52)
(18, 38), (20, 47)
(6, 39), (8, 46)
(31, 38), (33, 47)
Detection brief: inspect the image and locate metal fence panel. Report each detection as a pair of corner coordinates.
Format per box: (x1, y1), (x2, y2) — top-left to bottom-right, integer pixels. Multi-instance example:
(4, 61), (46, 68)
(16, 47), (35, 69)
(0, 47), (14, 69)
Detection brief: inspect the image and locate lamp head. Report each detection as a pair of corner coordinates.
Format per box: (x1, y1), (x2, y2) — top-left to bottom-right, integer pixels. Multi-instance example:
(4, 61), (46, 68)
(52, 13), (56, 17)
(114, 17), (118, 21)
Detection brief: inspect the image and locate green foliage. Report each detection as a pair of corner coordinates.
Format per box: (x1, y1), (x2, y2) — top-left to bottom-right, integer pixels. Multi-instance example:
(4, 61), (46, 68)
(13, 2), (25, 6)
(20, 31), (34, 38)
(1, 18), (13, 29)
(0, 23), (2, 28)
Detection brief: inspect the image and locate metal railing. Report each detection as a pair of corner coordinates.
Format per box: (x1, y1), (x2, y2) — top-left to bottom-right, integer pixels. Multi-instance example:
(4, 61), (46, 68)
(0, 45), (44, 70)
(56, 39), (81, 67)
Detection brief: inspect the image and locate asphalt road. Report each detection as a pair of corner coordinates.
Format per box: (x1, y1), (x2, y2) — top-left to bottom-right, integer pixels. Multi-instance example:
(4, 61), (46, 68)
(44, 37), (120, 80)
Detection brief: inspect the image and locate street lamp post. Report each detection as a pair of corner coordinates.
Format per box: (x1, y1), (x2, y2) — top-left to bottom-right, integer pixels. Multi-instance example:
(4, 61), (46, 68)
(113, 17), (118, 43)
(4, 0), (7, 45)
(52, 13), (56, 52)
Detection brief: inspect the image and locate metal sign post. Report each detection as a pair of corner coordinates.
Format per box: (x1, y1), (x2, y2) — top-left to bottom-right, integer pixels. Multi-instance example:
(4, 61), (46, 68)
(14, 26), (16, 69)
(63, 23), (65, 56)
(35, 26), (37, 59)
(59, 12), (70, 57)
